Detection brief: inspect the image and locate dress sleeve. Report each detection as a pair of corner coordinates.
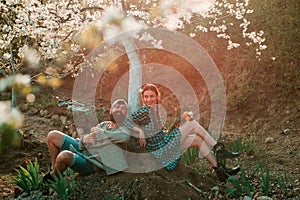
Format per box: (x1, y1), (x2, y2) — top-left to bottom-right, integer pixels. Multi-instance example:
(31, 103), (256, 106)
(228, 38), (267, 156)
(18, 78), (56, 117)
(123, 105), (150, 129)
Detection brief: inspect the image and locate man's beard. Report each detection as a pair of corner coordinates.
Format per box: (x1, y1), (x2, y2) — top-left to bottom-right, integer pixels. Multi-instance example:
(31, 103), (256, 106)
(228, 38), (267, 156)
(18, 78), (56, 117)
(110, 111), (126, 126)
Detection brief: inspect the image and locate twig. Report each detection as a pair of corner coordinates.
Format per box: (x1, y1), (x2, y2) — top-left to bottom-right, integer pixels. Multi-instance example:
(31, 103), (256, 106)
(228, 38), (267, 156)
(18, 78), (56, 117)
(187, 181), (202, 193)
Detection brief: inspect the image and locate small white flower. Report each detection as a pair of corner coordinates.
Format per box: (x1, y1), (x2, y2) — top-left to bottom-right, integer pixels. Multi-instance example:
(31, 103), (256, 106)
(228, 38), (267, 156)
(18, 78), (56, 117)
(3, 53), (11, 60)
(189, 32), (195, 37)
(139, 32), (155, 42)
(14, 74), (31, 86)
(152, 39), (163, 49)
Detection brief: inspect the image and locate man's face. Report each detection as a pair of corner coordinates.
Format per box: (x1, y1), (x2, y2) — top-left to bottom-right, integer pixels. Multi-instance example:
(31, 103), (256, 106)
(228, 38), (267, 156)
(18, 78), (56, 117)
(111, 103), (127, 115)
(110, 103), (127, 125)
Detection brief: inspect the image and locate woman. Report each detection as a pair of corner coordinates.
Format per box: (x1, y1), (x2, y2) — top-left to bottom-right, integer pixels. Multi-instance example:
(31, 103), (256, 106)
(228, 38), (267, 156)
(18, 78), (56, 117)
(124, 83), (240, 182)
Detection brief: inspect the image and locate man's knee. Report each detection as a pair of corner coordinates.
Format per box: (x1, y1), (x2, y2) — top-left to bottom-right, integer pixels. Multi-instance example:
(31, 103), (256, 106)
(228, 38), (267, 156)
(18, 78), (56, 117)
(56, 150), (74, 165)
(47, 130), (63, 145)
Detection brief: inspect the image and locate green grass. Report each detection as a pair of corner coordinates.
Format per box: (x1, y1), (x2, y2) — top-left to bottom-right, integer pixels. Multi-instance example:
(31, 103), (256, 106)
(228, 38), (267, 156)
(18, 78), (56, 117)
(181, 147), (199, 167)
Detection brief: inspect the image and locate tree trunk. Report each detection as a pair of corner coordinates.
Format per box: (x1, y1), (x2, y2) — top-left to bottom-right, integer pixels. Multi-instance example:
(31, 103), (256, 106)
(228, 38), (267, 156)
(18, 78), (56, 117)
(122, 38), (142, 113)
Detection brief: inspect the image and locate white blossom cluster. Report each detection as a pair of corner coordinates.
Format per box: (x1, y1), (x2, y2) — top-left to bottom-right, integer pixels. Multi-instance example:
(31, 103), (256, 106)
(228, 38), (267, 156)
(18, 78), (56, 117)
(0, 74), (31, 92)
(0, 73), (30, 129)
(1, 0), (102, 61)
(0, 0), (267, 69)
(0, 101), (24, 129)
(204, 0), (266, 54)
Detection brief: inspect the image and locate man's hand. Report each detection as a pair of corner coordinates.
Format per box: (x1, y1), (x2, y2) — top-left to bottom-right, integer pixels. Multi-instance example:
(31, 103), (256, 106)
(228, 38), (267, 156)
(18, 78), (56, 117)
(82, 127), (99, 144)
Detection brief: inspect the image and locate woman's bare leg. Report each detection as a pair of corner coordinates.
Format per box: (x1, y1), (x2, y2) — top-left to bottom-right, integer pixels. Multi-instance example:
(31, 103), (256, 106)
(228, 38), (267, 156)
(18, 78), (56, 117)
(46, 130), (65, 170)
(181, 135), (217, 168)
(178, 120), (217, 147)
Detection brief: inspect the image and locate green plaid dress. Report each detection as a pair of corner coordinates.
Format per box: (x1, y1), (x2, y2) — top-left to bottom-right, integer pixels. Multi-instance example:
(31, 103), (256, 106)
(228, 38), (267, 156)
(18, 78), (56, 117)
(124, 105), (181, 170)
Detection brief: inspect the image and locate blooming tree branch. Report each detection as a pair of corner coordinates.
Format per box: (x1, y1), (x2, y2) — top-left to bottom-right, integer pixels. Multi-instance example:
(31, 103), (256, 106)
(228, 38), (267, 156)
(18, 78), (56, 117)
(0, 0), (267, 75)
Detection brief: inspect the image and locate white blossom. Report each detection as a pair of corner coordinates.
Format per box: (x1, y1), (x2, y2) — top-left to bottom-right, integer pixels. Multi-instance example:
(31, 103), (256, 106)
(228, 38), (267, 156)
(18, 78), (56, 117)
(3, 53), (11, 60)
(22, 46), (41, 67)
(0, 101), (24, 128)
(0, 0), (267, 65)
(190, 32), (196, 37)
(14, 74), (31, 86)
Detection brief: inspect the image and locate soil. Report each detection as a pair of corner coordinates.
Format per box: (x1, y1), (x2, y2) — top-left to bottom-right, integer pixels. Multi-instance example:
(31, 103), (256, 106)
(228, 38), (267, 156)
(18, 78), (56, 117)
(0, 67), (299, 200)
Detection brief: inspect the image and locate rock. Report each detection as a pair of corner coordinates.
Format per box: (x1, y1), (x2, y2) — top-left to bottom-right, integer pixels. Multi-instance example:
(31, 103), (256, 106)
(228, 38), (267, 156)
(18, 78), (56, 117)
(70, 126), (78, 138)
(253, 191), (263, 199)
(37, 152), (43, 158)
(60, 115), (67, 125)
(265, 137), (275, 143)
(51, 114), (59, 120)
(211, 186), (219, 191)
(39, 109), (48, 117)
(282, 128), (291, 135)
(28, 107), (39, 116)
(243, 196), (252, 200)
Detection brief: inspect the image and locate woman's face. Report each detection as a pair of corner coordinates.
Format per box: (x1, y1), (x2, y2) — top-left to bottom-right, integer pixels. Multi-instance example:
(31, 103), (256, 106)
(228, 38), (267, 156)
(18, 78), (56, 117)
(142, 90), (158, 107)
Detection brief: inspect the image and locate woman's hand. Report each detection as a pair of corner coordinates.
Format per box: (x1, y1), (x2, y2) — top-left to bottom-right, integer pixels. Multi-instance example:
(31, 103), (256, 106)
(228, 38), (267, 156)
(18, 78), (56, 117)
(139, 129), (146, 147)
(182, 111), (194, 121)
(132, 126), (146, 147)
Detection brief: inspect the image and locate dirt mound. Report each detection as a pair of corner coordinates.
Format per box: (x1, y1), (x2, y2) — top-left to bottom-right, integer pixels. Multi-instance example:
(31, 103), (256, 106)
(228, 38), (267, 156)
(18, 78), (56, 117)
(75, 164), (216, 200)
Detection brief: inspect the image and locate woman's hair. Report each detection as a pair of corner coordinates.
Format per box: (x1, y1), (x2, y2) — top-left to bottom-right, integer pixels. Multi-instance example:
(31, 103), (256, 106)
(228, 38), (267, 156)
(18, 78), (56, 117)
(140, 83), (161, 104)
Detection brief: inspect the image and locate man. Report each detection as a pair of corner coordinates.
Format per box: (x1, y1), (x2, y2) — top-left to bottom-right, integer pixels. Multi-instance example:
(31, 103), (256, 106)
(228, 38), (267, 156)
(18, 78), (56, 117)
(43, 99), (131, 182)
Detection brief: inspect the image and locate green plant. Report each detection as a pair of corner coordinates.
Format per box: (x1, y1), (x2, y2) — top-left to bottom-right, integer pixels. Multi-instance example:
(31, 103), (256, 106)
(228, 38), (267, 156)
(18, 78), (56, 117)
(225, 176), (243, 198)
(252, 161), (271, 196)
(240, 167), (254, 196)
(47, 168), (76, 200)
(274, 170), (289, 195)
(228, 137), (256, 156)
(65, 168), (76, 196)
(11, 159), (41, 193)
(195, 160), (211, 177)
(37, 93), (56, 108)
(260, 164), (270, 196)
(225, 167), (254, 198)
(0, 124), (21, 154)
(181, 147), (199, 166)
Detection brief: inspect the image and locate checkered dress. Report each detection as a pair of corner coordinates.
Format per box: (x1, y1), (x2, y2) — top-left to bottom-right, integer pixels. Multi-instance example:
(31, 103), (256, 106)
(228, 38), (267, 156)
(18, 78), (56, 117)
(124, 105), (181, 170)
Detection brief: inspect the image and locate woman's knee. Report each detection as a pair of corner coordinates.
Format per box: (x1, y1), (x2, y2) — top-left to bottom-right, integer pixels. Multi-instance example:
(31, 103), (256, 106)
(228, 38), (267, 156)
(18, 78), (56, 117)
(193, 136), (203, 147)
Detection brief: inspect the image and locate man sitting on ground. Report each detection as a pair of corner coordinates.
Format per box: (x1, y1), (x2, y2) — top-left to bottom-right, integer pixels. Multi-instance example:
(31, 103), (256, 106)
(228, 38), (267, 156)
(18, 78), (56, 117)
(43, 99), (131, 182)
